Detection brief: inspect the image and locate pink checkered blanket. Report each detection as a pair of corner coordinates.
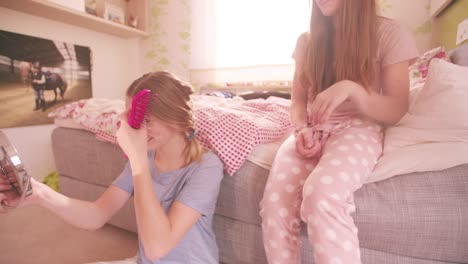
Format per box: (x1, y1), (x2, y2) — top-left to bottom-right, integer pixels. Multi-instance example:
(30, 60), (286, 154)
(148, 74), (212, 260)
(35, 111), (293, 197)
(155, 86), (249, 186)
(49, 96), (292, 175)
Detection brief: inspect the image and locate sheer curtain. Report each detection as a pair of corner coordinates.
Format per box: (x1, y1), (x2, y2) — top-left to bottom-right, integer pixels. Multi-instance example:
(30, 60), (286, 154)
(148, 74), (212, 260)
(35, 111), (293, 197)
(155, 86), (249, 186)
(190, 0), (310, 85)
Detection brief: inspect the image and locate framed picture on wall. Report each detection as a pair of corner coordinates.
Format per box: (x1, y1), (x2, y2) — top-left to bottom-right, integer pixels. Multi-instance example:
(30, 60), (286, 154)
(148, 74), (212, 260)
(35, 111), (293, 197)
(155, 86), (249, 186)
(0, 30), (93, 128)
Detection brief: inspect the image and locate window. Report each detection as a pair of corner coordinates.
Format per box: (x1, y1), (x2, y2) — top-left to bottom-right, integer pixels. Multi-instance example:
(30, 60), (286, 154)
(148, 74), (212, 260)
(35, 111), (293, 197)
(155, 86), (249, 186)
(190, 0), (310, 83)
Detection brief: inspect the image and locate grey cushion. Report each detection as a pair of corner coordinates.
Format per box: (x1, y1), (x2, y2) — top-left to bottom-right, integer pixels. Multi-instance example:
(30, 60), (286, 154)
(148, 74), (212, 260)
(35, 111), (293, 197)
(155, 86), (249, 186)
(52, 128), (127, 187)
(448, 43), (468, 66)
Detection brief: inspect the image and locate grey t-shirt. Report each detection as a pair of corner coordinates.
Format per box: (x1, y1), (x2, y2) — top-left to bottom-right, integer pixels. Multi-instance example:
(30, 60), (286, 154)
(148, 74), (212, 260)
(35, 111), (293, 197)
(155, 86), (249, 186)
(113, 151), (224, 264)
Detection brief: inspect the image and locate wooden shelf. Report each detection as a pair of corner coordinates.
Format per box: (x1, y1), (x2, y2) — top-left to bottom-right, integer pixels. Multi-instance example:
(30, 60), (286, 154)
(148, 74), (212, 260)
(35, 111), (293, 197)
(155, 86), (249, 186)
(0, 0), (149, 39)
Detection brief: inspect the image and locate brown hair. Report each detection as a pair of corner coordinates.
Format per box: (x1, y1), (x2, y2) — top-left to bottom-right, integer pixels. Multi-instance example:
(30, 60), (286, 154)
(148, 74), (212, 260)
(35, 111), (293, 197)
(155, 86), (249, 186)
(301, 0), (377, 96)
(126, 71), (204, 165)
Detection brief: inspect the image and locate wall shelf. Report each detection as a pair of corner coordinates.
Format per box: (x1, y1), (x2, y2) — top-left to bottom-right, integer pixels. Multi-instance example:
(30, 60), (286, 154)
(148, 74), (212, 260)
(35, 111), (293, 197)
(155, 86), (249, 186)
(0, 0), (149, 39)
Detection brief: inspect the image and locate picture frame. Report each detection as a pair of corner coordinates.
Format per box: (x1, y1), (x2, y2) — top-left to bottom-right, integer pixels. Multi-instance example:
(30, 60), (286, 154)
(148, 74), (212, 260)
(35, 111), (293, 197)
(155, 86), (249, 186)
(0, 30), (93, 128)
(104, 2), (125, 24)
(85, 0), (98, 16)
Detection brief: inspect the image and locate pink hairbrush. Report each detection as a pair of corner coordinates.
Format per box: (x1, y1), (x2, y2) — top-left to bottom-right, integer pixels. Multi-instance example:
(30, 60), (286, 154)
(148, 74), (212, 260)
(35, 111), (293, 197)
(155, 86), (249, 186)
(127, 89), (152, 129)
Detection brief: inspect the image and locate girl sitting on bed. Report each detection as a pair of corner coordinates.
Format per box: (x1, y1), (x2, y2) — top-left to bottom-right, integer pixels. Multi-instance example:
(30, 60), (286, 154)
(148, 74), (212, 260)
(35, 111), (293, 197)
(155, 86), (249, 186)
(260, 0), (418, 263)
(0, 71), (224, 264)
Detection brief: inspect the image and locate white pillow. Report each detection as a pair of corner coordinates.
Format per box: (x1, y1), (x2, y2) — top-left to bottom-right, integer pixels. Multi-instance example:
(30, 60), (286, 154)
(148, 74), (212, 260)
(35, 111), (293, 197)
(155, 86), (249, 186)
(409, 59), (468, 128)
(368, 59), (468, 183)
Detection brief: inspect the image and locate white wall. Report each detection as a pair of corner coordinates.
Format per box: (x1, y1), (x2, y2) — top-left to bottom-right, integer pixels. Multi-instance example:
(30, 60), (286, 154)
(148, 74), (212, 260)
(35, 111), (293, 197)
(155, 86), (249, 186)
(0, 7), (142, 180)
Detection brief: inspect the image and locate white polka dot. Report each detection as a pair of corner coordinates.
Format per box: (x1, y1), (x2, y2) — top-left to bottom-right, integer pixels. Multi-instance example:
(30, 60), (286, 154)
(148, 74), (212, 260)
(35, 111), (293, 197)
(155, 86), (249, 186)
(314, 166), (323, 173)
(279, 208), (288, 218)
(285, 184), (295, 193)
(330, 257), (343, 264)
(320, 176), (334, 185)
(348, 156), (357, 165)
(284, 156), (293, 162)
(370, 137), (378, 143)
(353, 143), (363, 151)
(343, 240), (353, 252)
(291, 166), (301, 175)
(269, 240), (278, 248)
(330, 140), (339, 145)
(358, 134), (368, 141)
(352, 226), (358, 234)
(344, 134), (355, 140)
(352, 119), (363, 126)
(330, 159), (342, 166)
(305, 164), (314, 171)
(277, 172), (287, 180)
(325, 229), (337, 240)
(318, 200), (331, 212)
(354, 173), (360, 182)
(273, 260), (280, 264)
(279, 230), (287, 238)
(304, 185), (314, 196)
(344, 191), (351, 199)
(367, 146), (375, 154)
(331, 193), (341, 200)
(338, 145), (349, 152)
(268, 218), (276, 226)
(361, 158), (369, 167)
(282, 250), (291, 259)
(270, 192), (280, 202)
(307, 214), (316, 224)
(315, 244), (325, 254)
(322, 153), (332, 159)
(339, 172), (350, 182)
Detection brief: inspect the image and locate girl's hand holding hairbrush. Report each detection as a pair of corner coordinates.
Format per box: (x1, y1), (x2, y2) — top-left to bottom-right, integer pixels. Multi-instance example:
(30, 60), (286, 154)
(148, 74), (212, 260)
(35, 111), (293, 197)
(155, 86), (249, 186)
(116, 111), (148, 162)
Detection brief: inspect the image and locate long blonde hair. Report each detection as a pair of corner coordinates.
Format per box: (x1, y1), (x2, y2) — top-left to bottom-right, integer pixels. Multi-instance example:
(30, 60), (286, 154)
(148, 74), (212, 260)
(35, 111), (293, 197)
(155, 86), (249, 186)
(301, 0), (377, 96)
(126, 71), (204, 165)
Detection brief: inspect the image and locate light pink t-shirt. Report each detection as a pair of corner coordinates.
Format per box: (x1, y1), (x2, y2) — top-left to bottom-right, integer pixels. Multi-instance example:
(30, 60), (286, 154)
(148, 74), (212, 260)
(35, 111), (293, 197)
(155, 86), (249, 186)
(293, 17), (419, 122)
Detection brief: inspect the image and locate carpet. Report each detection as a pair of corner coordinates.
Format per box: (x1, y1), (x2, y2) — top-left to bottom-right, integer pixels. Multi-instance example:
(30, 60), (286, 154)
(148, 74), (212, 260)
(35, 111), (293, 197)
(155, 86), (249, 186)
(0, 205), (138, 264)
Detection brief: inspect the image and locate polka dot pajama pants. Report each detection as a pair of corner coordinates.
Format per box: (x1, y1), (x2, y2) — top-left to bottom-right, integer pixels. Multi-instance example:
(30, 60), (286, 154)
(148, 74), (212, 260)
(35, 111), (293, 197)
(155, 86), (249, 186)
(260, 118), (383, 264)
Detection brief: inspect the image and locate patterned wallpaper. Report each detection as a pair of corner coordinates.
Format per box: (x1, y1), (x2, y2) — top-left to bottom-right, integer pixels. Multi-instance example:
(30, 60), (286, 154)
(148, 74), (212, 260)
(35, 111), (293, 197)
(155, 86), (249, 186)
(377, 0), (432, 52)
(142, 0), (433, 82)
(141, 0), (191, 80)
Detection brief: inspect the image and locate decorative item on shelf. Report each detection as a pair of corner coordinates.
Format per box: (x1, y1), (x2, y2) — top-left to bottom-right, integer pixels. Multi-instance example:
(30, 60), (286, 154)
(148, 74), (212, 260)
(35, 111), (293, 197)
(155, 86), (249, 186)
(85, 0), (98, 16)
(128, 15), (138, 28)
(125, 0), (139, 29)
(104, 2), (125, 25)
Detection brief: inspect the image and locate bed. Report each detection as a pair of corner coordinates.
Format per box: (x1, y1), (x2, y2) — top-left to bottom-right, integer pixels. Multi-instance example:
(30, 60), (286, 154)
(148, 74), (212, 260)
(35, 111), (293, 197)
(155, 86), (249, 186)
(51, 43), (468, 264)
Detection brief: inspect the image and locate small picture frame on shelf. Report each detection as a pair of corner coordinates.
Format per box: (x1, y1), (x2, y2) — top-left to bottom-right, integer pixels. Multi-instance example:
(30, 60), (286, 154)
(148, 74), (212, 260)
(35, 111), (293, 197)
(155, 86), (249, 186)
(85, 0), (98, 16)
(104, 3), (125, 24)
